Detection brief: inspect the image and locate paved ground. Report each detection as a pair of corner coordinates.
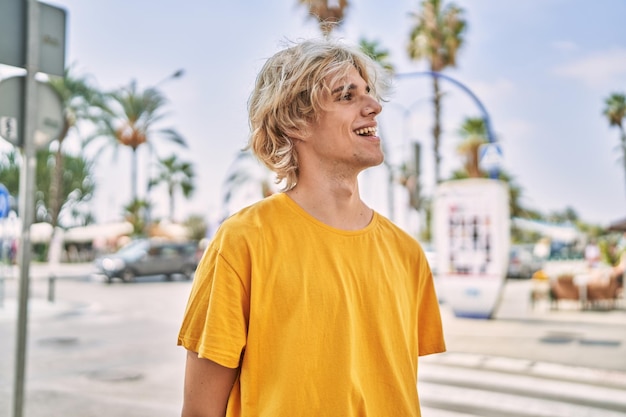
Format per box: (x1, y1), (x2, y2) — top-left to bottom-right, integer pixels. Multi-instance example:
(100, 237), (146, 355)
(448, 279), (626, 373)
(0, 263), (625, 416)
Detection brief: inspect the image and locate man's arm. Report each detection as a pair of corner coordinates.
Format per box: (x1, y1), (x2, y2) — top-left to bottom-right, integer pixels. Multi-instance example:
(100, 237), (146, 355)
(181, 350), (239, 417)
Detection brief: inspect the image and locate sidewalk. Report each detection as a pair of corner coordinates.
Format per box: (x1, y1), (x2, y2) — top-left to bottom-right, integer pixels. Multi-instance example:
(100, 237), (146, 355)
(0, 262), (97, 322)
(2, 266), (625, 385)
(1, 268), (625, 417)
(438, 279), (626, 380)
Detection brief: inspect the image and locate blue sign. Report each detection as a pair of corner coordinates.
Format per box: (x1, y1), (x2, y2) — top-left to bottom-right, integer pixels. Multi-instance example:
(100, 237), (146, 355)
(478, 142), (503, 174)
(0, 184), (10, 218)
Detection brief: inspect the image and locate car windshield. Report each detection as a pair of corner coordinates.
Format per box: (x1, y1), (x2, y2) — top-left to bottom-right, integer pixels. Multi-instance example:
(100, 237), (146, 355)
(115, 239), (149, 257)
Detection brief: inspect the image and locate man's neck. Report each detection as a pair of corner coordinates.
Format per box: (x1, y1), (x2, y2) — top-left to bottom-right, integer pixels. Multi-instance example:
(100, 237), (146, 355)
(286, 180), (373, 231)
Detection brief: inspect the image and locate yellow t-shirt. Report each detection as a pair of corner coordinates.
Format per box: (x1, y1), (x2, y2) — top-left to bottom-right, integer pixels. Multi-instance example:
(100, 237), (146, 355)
(178, 193), (445, 416)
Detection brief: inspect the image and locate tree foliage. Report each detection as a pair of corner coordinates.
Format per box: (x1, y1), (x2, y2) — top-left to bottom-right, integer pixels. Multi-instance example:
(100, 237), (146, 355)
(603, 92), (626, 196)
(358, 38), (395, 74)
(86, 80), (187, 203)
(456, 117), (488, 178)
(122, 198), (151, 236)
(149, 154), (195, 222)
(0, 149), (95, 227)
(407, 0), (466, 184)
(298, 0), (349, 36)
(47, 66), (104, 228)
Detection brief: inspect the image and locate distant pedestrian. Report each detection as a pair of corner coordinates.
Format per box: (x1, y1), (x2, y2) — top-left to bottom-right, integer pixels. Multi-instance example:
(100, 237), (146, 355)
(533, 237), (551, 260)
(584, 239), (600, 268)
(177, 38), (445, 417)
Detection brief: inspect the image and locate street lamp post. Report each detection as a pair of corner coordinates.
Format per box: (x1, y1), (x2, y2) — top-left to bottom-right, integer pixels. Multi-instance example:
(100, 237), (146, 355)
(395, 71), (499, 178)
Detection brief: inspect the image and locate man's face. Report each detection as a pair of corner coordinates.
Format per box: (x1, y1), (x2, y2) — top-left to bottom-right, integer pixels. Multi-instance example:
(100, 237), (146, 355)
(299, 66), (384, 175)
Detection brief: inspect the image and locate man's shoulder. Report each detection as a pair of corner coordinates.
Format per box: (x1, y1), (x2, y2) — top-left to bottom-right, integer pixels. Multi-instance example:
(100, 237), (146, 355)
(375, 214), (415, 238)
(217, 194), (287, 233)
(374, 213), (425, 252)
(209, 194), (292, 254)
(230, 193), (284, 219)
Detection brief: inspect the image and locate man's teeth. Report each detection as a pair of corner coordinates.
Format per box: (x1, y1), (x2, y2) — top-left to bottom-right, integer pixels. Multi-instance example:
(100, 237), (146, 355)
(354, 127), (377, 136)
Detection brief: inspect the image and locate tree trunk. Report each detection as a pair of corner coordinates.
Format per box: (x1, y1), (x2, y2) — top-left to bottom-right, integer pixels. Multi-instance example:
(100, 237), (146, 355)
(131, 147), (138, 202)
(432, 76), (442, 184)
(169, 184), (175, 222)
(49, 144), (63, 228)
(49, 123), (70, 228)
(621, 127), (626, 198)
(468, 145), (481, 178)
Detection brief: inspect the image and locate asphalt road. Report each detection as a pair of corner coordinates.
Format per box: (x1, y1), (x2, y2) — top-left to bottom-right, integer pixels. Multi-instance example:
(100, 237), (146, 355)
(0, 263), (625, 416)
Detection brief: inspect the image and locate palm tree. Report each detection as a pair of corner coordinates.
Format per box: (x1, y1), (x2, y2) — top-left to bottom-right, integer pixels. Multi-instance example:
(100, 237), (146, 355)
(457, 117), (488, 178)
(603, 92), (626, 195)
(122, 198), (151, 236)
(0, 149), (95, 228)
(36, 149), (96, 227)
(47, 67), (103, 228)
(298, 0), (349, 37)
(359, 37), (395, 74)
(407, 0), (466, 184)
(87, 80), (186, 203)
(149, 155), (195, 222)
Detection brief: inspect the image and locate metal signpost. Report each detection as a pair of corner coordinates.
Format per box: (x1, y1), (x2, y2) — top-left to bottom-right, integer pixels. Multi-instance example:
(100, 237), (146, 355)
(394, 71), (509, 318)
(0, 1), (66, 416)
(433, 179), (511, 319)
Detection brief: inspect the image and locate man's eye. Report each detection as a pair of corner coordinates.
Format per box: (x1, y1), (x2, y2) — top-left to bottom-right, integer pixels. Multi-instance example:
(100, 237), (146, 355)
(340, 93), (352, 101)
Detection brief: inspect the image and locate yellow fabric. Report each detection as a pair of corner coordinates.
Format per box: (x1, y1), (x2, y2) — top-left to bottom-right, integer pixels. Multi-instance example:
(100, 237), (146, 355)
(178, 193), (445, 416)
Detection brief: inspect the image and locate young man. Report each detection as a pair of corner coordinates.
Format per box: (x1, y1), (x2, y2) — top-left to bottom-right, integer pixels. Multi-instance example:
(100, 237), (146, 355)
(178, 38), (446, 417)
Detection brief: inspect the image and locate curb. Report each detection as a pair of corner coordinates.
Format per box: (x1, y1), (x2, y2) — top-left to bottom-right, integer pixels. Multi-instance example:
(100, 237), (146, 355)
(422, 351), (626, 391)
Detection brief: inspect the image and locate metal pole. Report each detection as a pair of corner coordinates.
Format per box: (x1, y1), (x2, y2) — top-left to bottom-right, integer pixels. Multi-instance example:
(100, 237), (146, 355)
(0, 276), (4, 309)
(13, 0), (39, 416)
(395, 71), (499, 179)
(47, 275), (55, 302)
(395, 71), (496, 144)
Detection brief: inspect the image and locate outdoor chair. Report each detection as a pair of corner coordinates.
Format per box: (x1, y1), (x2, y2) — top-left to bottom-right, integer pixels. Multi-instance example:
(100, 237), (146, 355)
(549, 275), (581, 309)
(586, 272), (624, 310)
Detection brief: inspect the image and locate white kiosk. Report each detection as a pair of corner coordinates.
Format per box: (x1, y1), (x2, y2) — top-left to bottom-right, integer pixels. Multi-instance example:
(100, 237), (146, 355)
(433, 178), (510, 319)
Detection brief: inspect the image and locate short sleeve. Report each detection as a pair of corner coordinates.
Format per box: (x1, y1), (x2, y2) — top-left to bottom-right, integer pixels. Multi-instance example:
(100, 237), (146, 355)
(416, 259), (446, 356)
(177, 244), (250, 368)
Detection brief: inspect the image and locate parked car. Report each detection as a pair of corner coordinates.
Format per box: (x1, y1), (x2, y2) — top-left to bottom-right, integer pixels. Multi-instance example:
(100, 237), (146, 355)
(507, 244), (544, 279)
(94, 239), (200, 283)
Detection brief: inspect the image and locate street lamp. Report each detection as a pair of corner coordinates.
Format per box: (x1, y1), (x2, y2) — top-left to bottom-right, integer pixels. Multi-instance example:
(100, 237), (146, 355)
(395, 71), (499, 178)
(155, 68), (185, 87)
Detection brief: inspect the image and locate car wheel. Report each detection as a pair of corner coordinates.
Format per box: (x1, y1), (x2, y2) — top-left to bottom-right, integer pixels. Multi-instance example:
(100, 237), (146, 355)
(182, 265), (195, 280)
(121, 269), (136, 283)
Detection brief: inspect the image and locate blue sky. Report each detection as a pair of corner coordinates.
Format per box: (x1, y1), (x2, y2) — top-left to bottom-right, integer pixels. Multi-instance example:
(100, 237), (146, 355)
(2, 0), (626, 229)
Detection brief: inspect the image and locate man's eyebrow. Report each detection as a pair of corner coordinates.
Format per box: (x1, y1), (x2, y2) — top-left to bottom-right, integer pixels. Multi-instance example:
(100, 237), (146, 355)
(331, 83), (357, 95)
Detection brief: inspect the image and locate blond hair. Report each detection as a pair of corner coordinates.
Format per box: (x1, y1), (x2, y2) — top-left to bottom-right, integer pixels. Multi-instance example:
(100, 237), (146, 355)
(247, 38), (390, 191)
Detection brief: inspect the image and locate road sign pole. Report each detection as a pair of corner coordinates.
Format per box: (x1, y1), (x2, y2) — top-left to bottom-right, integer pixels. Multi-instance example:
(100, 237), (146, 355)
(13, 0), (39, 416)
